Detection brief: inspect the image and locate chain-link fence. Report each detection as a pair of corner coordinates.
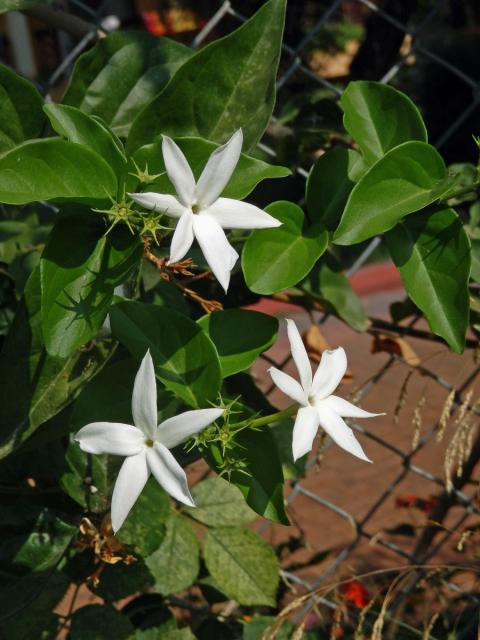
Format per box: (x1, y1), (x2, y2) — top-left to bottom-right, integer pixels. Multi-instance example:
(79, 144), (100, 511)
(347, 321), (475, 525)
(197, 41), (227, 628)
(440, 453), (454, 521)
(5, 0), (480, 633)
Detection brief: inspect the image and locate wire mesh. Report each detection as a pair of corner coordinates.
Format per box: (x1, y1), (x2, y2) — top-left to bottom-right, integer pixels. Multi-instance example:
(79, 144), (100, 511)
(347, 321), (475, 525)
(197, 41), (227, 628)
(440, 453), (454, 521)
(7, 0), (480, 630)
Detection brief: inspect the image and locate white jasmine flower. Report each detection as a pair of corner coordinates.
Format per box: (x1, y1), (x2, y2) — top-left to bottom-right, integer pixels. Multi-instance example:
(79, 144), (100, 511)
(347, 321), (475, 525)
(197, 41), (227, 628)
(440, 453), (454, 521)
(75, 350), (223, 532)
(269, 319), (384, 462)
(129, 129), (281, 292)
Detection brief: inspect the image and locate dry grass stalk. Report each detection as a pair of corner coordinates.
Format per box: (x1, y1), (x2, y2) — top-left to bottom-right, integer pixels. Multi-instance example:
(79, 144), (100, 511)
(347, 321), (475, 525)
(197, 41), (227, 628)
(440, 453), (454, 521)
(422, 612), (439, 640)
(436, 389), (456, 443)
(354, 599), (375, 640)
(394, 370), (414, 424)
(411, 395), (426, 449)
(329, 603), (343, 640)
(291, 619), (306, 640)
(444, 390), (476, 490)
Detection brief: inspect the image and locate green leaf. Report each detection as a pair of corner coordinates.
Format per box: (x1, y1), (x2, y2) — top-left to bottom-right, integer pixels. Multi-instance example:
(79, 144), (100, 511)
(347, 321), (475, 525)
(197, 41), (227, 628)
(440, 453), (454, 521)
(0, 139), (117, 204)
(0, 269), (111, 459)
(127, 0), (286, 153)
(341, 81), (427, 165)
(119, 479), (171, 556)
(269, 419), (306, 481)
(62, 32), (193, 137)
(146, 514), (199, 595)
(333, 141), (449, 245)
(0, 506), (75, 574)
(198, 309), (278, 377)
(0, 0), (52, 12)
(0, 63), (45, 153)
(208, 426), (288, 524)
(204, 527), (279, 606)
(386, 206), (470, 353)
(40, 213), (142, 357)
(127, 137), (290, 197)
(0, 571), (68, 640)
(305, 254), (368, 331)
(44, 104), (126, 183)
(306, 148), (364, 230)
(110, 301), (222, 407)
(243, 615), (294, 640)
(185, 477), (256, 527)
(92, 559), (155, 602)
(134, 626), (196, 640)
(70, 604), (134, 640)
(470, 238), (480, 283)
(242, 201), (328, 294)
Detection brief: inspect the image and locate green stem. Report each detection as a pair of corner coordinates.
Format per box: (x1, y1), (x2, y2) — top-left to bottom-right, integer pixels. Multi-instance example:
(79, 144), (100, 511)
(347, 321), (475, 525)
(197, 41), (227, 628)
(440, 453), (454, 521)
(439, 180), (480, 202)
(241, 403), (299, 429)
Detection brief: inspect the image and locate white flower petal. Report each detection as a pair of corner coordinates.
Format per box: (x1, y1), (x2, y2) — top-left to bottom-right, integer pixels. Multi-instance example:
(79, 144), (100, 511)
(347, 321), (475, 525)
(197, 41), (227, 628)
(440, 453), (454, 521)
(162, 136), (196, 206)
(206, 198), (282, 229)
(132, 350), (158, 437)
(292, 406), (320, 462)
(268, 366), (308, 406)
(286, 319), (312, 394)
(157, 408), (224, 449)
(111, 452), (150, 532)
(322, 395), (385, 419)
(75, 422), (144, 456)
(168, 211), (194, 264)
(195, 130), (243, 208)
(147, 443), (195, 507)
(193, 214), (238, 293)
(311, 347), (347, 399)
(317, 405), (371, 462)
(128, 192), (186, 218)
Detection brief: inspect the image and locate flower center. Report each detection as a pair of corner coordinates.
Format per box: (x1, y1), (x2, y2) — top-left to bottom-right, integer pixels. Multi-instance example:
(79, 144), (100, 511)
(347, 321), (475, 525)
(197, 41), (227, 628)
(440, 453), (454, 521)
(191, 203), (201, 214)
(145, 437), (155, 448)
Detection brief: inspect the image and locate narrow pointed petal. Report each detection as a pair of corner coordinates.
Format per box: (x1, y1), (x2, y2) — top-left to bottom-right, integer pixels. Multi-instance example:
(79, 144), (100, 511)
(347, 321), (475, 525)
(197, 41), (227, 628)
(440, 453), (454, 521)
(317, 405), (371, 462)
(75, 422), (144, 456)
(128, 192), (186, 218)
(193, 214), (238, 292)
(132, 350), (158, 437)
(322, 395), (385, 419)
(311, 347), (347, 399)
(162, 136), (196, 206)
(206, 198), (282, 229)
(111, 452), (150, 532)
(292, 406), (320, 461)
(157, 408), (224, 449)
(268, 366), (308, 406)
(168, 211), (194, 264)
(195, 130), (243, 208)
(147, 443), (195, 507)
(286, 319), (312, 394)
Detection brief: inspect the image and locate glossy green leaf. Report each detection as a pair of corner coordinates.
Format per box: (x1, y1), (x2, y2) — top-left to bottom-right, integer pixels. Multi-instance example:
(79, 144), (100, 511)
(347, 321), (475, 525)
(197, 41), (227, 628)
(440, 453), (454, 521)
(185, 477), (256, 527)
(242, 201), (328, 294)
(119, 479), (171, 556)
(306, 147), (364, 230)
(334, 141), (449, 245)
(341, 81), (427, 165)
(134, 625), (195, 640)
(0, 139), (117, 204)
(0, 0), (52, 11)
(386, 207), (470, 353)
(40, 213), (142, 357)
(0, 571), (68, 640)
(204, 527), (279, 606)
(208, 426), (288, 524)
(305, 254), (369, 331)
(62, 31), (193, 137)
(110, 301), (221, 407)
(0, 63), (45, 153)
(146, 514), (199, 595)
(44, 104), (126, 182)
(70, 604), (134, 640)
(198, 309), (278, 377)
(127, 137), (290, 197)
(127, 0), (286, 153)
(0, 269), (111, 459)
